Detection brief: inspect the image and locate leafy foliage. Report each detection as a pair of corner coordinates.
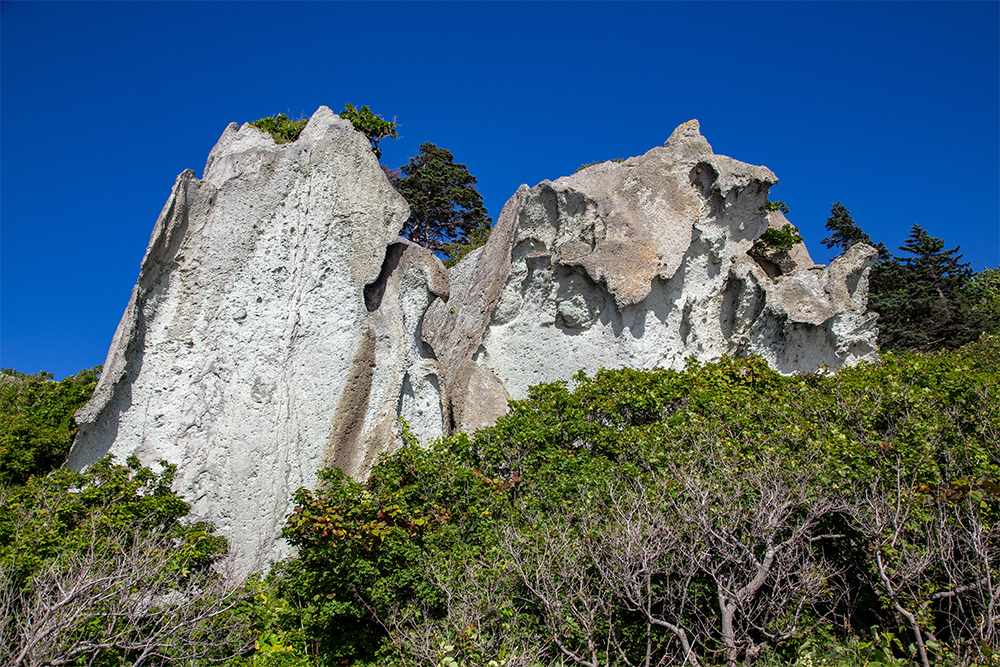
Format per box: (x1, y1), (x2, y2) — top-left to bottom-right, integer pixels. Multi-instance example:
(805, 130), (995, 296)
(279, 340), (1000, 666)
(0, 366), (100, 485)
(280, 432), (508, 664)
(967, 267), (1000, 337)
(251, 114), (309, 144)
(340, 103), (398, 159)
(0, 455), (224, 589)
(765, 199), (790, 214)
(395, 143), (492, 259)
(753, 222), (804, 253)
(0, 456), (259, 667)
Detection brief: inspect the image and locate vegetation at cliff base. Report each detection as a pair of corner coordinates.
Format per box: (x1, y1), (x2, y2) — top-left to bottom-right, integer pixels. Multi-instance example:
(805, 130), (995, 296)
(0, 456), (262, 666)
(271, 338), (1000, 667)
(2, 336), (997, 666)
(0, 366), (100, 486)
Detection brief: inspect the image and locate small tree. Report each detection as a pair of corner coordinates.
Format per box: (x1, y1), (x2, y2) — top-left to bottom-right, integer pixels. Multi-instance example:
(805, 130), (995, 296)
(339, 103), (397, 159)
(821, 202), (888, 258)
(395, 143), (492, 259)
(752, 223), (804, 254)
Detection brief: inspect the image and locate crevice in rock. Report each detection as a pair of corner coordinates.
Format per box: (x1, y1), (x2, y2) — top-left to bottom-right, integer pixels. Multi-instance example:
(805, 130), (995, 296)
(720, 276), (741, 340)
(364, 242), (406, 312)
(750, 251), (782, 279)
(680, 302), (693, 346)
(396, 372), (413, 419)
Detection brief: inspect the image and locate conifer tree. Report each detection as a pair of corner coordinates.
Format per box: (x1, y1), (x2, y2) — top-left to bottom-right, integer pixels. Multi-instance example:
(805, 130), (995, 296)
(870, 224), (980, 351)
(395, 143), (492, 259)
(822, 202), (887, 258)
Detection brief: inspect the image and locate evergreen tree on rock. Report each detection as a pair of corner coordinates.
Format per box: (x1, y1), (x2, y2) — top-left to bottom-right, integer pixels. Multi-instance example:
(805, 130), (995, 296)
(822, 202), (888, 258)
(395, 143), (492, 262)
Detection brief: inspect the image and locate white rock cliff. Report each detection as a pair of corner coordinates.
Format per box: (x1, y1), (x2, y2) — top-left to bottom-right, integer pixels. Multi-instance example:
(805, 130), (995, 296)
(66, 107), (449, 564)
(424, 120), (878, 433)
(67, 113), (879, 564)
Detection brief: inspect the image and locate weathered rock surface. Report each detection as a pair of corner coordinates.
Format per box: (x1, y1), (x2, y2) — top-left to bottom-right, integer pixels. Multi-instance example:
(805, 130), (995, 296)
(67, 112), (880, 566)
(66, 107), (448, 565)
(424, 120), (878, 433)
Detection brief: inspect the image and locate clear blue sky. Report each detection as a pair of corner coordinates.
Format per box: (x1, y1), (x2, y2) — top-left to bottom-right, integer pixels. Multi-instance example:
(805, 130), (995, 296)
(2, 2), (998, 379)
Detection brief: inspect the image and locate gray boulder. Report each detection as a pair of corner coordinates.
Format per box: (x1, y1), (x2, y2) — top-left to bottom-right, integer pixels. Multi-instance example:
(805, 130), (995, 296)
(66, 107), (448, 565)
(423, 120), (878, 434)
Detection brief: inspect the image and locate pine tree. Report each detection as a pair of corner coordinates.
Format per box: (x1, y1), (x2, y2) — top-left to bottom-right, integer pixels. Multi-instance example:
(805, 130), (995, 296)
(821, 202), (888, 258)
(395, 143), (492, 259)
(870, 224), (980, 351)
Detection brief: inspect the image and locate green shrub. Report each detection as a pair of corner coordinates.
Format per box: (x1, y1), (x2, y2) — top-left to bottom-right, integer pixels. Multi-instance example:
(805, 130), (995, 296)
(339, 103), (397, 159)
(0, 366), (100, 485)
(753, 222), (804, 253)
(765, 198), (790, 214)
(278, 339), (1000, 666)
(250, 113), (309, 144)
(0, 456), (258, 667)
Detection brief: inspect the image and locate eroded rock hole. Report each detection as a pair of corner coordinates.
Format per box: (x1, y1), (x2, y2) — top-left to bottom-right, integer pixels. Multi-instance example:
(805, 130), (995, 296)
(689, 162), (718, 198)
(364, 242), (406, 312)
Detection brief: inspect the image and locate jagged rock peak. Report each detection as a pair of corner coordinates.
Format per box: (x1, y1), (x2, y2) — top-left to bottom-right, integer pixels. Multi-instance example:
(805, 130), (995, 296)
(67, 107), (449, 569)
(424, 120), (878, 434)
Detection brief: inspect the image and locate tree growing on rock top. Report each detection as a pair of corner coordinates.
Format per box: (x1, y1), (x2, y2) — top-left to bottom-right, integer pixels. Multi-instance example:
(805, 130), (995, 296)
(395, 142), (492, 264)
(339, 103), (397, 159)
(250, 113), (309, 144)
(822, 202), (888, 258)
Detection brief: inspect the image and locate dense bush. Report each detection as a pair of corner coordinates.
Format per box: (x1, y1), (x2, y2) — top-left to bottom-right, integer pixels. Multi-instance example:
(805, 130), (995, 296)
(0, 366), (100, 485)
(1, 456), (260, 667)
(250, 113), (309, 144)
(752, 222), (804, 253)
(277, 339), (1000, 667)
(340, 103), (398, 159)
(3, 340), (995, 665)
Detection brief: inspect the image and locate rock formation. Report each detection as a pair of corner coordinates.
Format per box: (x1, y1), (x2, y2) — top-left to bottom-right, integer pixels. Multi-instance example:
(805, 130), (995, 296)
(66, 112), (879, 565)
(423, 120), (878, 434)
(66, 107), (449, 564)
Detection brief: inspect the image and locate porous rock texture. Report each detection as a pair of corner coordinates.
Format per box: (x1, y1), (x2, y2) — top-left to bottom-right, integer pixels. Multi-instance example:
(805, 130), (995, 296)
(424, 120), (878, 434)
(66, 107), (449, 565)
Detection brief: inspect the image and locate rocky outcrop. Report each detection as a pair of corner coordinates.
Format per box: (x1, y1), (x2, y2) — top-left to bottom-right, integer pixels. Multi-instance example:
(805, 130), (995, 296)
(66, 107), (449, 565)
(66, 112), (880, 565)
(424, 120), (878, 434)
(331, 238), (449, 479)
